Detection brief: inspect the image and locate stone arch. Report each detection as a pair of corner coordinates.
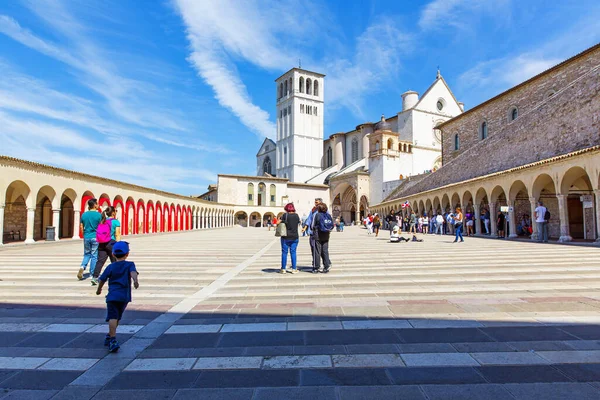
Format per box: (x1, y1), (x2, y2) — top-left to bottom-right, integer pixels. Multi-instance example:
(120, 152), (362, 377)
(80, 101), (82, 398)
(418, 200), (425, 216)
(156, 201), (163, 232)
(441, 193), (450, 213)
(509, 180), (531, 237)
(341, 185), (357, 223)
(147, 200), (155, 233)
(113, 195), (124, 226)
(359, 195), (369, 220)
(137, 200), (146, 234)
(235, 211), (248, 227)
(80, 190), (95, 216)
(4, 180), (32, 243)
(462, 190), (474, 213)
(59, 188), (77, 239)
(125, 197), (135, 235)
(263, 212), (275, 225)
(559, 166), (595, 240)
(34, 185), (57, 240)
(98, 194), (111, 209)
(433, 196), (441, 214)
(314, 80), (319, 96)
(450, 192), (460, 210)
(250, 211), (262, 227)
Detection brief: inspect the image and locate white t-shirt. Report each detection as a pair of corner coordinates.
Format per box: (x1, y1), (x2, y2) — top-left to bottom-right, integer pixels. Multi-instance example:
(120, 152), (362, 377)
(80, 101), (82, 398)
(535, 206), (547, 223)
(436, 215), (444, 224)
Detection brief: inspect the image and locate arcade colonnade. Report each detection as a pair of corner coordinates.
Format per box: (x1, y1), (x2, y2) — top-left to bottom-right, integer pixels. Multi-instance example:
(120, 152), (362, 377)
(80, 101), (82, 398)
(0, 157), (235, 245)
(372, 149), (600, 242)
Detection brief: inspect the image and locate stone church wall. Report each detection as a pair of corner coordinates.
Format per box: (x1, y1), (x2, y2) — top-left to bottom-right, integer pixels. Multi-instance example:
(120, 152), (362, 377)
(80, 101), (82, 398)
(392, 45), (600, 200)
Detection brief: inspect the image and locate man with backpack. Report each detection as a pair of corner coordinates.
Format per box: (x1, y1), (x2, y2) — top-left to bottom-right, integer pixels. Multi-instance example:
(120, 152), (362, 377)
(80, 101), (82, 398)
(312, 202), (333, 273)
(535, 200), (549, 243)
(302, 198), (323, 270)
(78, 199), (102, 280)
(92, 206), (121, 286)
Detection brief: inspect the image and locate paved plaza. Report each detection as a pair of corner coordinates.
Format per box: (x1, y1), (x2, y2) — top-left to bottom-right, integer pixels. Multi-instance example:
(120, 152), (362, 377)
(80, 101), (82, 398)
(0, 227), (600, 399)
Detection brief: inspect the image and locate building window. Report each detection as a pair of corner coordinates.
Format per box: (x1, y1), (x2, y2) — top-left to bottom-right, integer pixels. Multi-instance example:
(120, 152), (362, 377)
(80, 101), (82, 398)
(387, 139), (393, 149)
(300, 104), (304, 113)
(375, 141), (380, 151)
(480, 121), (488, 140)
(299, 77), (304, 93)
(314, 107), (318, 116)
(288, 105), (291, 115)
(263, 156), (272, 175)
(270, 184), (276, 206)
(437, 100), (444, 111)
(247, 183), (254, 205)
(510, 107), (518, 121)
(454, 134), (460, 150)
(306, 78), (312, 95)
(283, 108), (287, 117)
(326, 146), (333, 167)
(314, 80), (319, 96)
(351, 138), (359, 162)
(289, 77), (293, 94)
(279, 83), (283, 99)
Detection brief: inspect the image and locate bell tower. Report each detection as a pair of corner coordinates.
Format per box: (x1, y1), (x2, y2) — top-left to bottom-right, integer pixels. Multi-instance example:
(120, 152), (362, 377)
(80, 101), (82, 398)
(275, 68), (325, 182)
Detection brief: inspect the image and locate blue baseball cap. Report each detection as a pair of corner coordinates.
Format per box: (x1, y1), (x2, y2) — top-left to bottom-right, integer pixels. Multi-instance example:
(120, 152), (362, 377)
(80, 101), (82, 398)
(112, 241), (130, 256)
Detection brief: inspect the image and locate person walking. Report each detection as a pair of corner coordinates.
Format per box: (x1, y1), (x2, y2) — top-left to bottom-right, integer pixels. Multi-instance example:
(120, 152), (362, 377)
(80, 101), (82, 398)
(453, 207), (464, 243)
(534, 201), (549, 243)
(77, 198), (102, 280)
(465, 211), (474, 236)
(302, 198), (322, 269)
(312, 203), (333, 273)
(483, 208), (491, 235)
(373, 214), (381, 237)
(436, 213), (444, 235)
(279, 203), (300, 274)
(92, 206), (121, 286)
(366, 213), (374, 235)
(497, 211), (506, 238)
(409, 211), (417, 234)
(422, 214), (429, 234)
(339, 216), (345, 232)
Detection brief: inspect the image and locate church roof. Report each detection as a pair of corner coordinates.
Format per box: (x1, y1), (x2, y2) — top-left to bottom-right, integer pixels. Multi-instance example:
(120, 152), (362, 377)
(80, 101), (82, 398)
(438, 42), (600, 128)
(412, 71), (461, 112)
(256, 138), (276, 157)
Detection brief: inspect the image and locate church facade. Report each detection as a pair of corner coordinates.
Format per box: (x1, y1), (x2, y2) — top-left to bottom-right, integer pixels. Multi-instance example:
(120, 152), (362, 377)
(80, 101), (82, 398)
(255, 68), (464, 224)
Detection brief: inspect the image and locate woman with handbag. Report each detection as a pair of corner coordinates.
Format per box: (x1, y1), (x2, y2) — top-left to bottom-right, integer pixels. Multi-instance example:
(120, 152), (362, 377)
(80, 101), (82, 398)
(277, 203), (300, 274)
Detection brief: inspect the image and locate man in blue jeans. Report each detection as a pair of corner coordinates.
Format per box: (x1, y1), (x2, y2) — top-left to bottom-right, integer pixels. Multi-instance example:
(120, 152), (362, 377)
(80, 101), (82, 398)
(78, 199), (102, 280)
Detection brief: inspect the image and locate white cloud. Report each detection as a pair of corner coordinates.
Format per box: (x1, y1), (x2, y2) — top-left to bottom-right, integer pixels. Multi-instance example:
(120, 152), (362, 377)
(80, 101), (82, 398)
(418, 0), (511, 31)
(174, 0), (412, 132)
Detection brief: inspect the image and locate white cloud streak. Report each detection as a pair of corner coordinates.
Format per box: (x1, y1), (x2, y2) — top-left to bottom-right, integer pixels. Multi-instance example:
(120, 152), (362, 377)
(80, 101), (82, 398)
(418, 0), (511, 31)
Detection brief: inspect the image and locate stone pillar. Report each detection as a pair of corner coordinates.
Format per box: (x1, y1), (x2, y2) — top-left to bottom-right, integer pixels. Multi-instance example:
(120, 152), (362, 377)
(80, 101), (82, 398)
(52, 209), (61, 241)
(0, 206), (4, 246)
(473, 204), (482, 235)
(489, 202), (497, 237)
(24, 207), (35, 244)
(557, 194), (572, 242)
(529, 197), (539, 241)
(508, 201), (518, 238)
(595, 190), (600, 243)
(72, 210), (81, 240)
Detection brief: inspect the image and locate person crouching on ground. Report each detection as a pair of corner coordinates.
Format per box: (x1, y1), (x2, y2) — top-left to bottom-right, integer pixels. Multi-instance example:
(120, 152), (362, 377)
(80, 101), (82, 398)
(279, 203), (300, 274)
(96, 241), (139, 353)
(312, 202), (333, 273)
(390, 225), (410, 242)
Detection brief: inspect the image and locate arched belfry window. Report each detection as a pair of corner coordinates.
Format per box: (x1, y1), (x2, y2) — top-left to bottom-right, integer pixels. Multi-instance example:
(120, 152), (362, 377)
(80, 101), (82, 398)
(480, 121), (488, 140)
(510, 107), (518, 121)
(284, 80), (288, 96)
(375, 141), (380, 151)
(306, 78), (312, 95)
(263, 156), (272, 175)
(278, 83), (283, 99)
(299, 77), (304, 93)
(454, 134), (460, 150)
(387, 139), (393, 149)
(326, 146), (333, 167)
(289, 77), (293, 94)
(314, 80), (319, 96)
(351, 138), (359, 162)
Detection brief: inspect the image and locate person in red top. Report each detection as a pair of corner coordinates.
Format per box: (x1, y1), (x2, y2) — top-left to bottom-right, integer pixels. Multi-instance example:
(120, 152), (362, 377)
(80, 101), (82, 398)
(272, 216), (278, 226)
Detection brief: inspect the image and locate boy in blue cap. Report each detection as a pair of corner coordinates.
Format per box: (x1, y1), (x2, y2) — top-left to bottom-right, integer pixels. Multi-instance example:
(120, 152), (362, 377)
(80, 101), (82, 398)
(95, 241), (139, 352)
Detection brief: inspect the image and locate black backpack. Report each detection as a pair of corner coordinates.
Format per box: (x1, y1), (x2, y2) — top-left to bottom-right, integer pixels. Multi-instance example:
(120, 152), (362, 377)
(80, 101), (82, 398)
(544, 210), (551, 221)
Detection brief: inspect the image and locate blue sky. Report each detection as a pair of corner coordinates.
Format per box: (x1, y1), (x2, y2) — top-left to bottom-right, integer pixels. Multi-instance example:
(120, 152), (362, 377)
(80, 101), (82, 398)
(1, 0), (599, 195)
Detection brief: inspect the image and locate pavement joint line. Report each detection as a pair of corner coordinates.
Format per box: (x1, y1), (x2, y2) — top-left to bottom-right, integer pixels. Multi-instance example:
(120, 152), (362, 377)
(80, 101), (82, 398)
(67, 238), (278, 387)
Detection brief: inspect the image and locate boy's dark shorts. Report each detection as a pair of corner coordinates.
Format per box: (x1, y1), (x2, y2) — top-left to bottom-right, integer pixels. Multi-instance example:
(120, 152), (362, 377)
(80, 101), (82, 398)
(106, 301), (128, 321)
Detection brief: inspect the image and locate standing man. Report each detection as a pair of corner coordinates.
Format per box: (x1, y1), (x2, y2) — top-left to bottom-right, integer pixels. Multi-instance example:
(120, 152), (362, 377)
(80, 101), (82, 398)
(77, 198), (102, 280)
(534, 201), (548, 243)
(409, 211), (417, 234)
(302, 198), (322, 269)
(387, 210), (397, 236)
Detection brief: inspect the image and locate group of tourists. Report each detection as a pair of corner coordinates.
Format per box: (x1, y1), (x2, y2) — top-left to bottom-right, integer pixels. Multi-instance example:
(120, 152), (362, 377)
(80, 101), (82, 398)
(77, 198), (139, 353)
(77, 198), (122, 285)
(277, 198), (333, 274)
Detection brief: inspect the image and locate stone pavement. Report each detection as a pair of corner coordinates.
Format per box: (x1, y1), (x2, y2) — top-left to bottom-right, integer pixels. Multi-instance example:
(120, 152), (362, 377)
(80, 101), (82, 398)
(0, 227), (600, 399)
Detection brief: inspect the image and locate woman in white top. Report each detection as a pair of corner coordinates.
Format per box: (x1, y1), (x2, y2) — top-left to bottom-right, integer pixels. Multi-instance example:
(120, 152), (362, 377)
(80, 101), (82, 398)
(453, 207), (464, 243)
(422, 215), (429, 234)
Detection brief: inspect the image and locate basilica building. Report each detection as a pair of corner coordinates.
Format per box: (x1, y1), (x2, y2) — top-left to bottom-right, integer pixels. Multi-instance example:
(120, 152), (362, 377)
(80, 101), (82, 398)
(254, 68), (464, 223)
